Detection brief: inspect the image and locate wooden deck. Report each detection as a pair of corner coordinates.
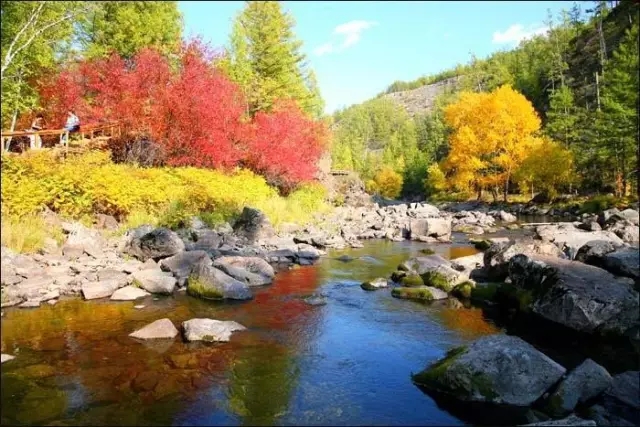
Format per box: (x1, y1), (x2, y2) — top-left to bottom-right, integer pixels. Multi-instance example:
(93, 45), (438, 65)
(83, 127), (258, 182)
(1, 122), (120, 153)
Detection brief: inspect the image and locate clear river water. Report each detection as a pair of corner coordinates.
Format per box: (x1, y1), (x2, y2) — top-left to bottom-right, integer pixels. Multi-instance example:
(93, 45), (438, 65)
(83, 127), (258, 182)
(2, 234), (513, 426)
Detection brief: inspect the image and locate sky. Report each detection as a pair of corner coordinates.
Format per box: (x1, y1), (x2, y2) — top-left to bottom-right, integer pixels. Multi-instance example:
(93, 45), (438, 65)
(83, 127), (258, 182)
(179, 1), (577, 114)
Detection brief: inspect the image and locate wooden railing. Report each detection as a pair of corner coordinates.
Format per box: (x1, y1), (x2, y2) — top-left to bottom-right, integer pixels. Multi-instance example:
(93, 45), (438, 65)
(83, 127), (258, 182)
(1, 121), (121, 152)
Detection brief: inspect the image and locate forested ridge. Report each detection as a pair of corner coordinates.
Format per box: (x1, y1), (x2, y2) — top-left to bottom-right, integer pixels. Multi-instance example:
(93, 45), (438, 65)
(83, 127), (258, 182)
(331, 0), (639, 202)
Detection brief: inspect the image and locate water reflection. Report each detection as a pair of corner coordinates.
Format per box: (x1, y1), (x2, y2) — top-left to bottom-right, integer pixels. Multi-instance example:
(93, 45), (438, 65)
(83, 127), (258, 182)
(1, 238), (504, 426)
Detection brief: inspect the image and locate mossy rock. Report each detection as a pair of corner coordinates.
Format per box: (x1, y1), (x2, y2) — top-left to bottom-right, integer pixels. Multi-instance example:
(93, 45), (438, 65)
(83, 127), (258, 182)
(421, 271), (454, 292)
(469, 282), (501, 304)
(419, 248), (435, 255)
(451, 281), (475, 299)
(412, 346), (468, 386)
(186, 275), (224, 300)
(400, 274), (425, 287)
(390, 270), (407, 282)
(470, 238), (491, 250)
(496, 283), (534, 312)
(361, 282), (378, 291)
(391, 286), (434, 301)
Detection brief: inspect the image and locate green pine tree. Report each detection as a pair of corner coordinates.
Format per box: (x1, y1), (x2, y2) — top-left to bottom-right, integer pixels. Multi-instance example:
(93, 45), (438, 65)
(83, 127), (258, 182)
(223, 1), (324, 117)
(545, 84), (579, 148)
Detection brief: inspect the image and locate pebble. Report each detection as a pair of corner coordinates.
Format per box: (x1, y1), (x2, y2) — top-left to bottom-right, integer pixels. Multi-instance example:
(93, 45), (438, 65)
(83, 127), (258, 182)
(47, 299), (58, 306)
(134, 305), (145, 309)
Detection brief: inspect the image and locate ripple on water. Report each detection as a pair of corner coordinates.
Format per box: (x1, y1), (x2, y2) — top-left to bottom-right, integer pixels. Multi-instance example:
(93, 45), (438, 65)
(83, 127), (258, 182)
(2, 239), (502, 426)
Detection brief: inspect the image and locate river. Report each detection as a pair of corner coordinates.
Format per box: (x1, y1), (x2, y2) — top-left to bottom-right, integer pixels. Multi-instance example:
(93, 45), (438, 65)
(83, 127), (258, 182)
(2, 234), (509, 426)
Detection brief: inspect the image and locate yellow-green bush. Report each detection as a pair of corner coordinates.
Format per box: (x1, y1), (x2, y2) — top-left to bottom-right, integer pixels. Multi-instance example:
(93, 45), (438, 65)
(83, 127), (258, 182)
(1, 214), (64, 253)
(1, 151), (329, 233)
(373, 166), (403, 199)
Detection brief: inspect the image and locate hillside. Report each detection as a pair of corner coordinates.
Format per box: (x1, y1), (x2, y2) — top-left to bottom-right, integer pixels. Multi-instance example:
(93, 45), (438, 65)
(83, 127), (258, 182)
(381, 76), (461, 117)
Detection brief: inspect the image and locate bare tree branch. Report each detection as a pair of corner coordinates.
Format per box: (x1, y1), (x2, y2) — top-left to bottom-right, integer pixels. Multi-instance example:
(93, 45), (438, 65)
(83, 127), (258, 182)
(1, 2), (45, 77)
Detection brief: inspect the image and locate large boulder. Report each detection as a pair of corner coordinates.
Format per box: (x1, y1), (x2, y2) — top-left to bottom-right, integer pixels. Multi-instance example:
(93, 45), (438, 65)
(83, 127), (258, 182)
(507, 255), (639, 337)
(159, 250), (209, 283)
(586, 371), (640, 427)
(535, 224), (624, 258)
(544, 358), (612, 417)
(131, 269), (177, 294)
(601, 247), (640, 285)
(212, 256), (275, 286)
(129, 318), (179, 340)
(574, 240), (621, 267)
(521, 415), (596, 426)
(604, 219), (639, 243)
(62, 222), (105, 259)
(412, 334), (566, 407)
(81, 280), (121, 300)
(484, 239), (564, 280)
(110, 285), (150, 301)
(182, 318), (246, 342)
(124, 228), (185, 261)
(233, 207), (276, 244)
(408, 218), (452, 242)
(187, 260), (252, 300)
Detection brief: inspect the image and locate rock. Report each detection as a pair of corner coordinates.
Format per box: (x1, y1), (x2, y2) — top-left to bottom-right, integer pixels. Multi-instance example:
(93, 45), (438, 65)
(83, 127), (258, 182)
(81, 279), (120, 300)
(62, 222), (105, 259)
(110, 286), (150, 301)
(47, 299), (57, 306)
(578, 219), (602, 232)
(182, 318), (246, 342)
(544, 359), (612, 417)
(187, 260), (252, 300)
(535, 224), (624, 258)
(303, 295), (327, 306)
(507, 255), (639, 337)
(124, 227), (185, 261)
(95, 214), (119, 230)
(409, 218), (452, 241)
(450, 253), (485, 272)
(484, 239), (564, 280)
(605, 219), (639, 243)
(601, 247), (640, 284)
(233, 207), (276, 244)
(336, 255), (355, 262)
(608, 209), (639, 226)
(399, 255), (451, 274)
(118, 259), (144, 273)
(412, 334), (566, 406)
(159, 250), (209, 282)
(1, 354), (15, 364)
(18, 300), (41, 308)
(297, 243), (322, 260)
(574, 240), (621, 266)
(421, 265), (467, 292)
(212, 256), (275, 286)
(587, 371), (640, 427)
(453, 224), (486, 235)
(391, 286), (447, 301)
(129, 318), (179, 340)
(189, 230), (222, 252)
(520, 414), (596, 426)
(96, 269), (129, 286)
(361, 278), (389, 291)
(131, 269), (176, 295)
(499, 210), (518, 223)
(134, 305), (145, 309)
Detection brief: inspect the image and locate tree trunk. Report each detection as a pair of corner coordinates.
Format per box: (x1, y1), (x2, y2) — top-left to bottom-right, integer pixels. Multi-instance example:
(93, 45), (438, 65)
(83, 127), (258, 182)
(476, 184), (483, 201)
(503, 176), (509, 203)
(4, 109), (18, 152)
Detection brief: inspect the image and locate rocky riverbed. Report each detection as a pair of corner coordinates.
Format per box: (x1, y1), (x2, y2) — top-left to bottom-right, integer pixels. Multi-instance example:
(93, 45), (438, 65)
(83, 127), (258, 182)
(1, 200), (639, 426)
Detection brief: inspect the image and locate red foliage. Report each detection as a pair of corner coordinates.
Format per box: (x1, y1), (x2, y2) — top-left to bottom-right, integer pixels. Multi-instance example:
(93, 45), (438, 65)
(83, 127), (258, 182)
(247, 100), (327, 192)
(35, 40), (327, 188)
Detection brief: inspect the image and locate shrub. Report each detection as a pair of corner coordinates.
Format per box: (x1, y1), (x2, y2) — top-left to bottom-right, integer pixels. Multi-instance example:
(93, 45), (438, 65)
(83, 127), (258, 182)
(1, 151), (328, 231)
(1, 214), (64, 253)
(364, 179), (378, 195)
(424, 163), (447, 195)
(373, 166), (403, 199)
(579, 194), (622, 214)
(105, 133), (165, 166)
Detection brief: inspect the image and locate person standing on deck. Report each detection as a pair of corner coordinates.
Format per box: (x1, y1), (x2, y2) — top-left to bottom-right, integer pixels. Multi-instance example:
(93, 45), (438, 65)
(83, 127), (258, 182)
(28, 113), (45, 149)
(60, 110), (80, 146)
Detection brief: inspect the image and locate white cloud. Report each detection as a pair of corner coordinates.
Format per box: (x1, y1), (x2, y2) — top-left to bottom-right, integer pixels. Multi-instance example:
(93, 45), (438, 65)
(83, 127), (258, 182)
(492, 24), (548, 45)
(314, 20), (377, 56)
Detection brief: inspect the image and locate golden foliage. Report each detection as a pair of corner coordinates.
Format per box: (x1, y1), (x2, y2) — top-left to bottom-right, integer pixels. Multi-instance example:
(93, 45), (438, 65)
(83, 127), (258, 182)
(514, 137), (577, 199)
(1, 150), (329, 241)
(424, 163), (447, 194)
(373, 166), (403, 199)
(442, 85), (542, 194)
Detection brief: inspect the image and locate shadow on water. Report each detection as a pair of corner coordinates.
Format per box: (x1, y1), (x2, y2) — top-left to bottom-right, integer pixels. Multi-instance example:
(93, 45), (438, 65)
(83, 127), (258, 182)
(1, 238), (507, 426)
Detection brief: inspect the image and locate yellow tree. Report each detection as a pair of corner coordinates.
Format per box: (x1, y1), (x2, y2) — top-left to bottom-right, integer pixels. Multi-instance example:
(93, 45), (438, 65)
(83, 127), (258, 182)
(442, 85), (542, 201)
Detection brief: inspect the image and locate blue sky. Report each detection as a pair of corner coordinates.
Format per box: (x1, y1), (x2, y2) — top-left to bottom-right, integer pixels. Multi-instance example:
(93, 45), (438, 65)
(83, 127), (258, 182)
(179, 1), (577, 114)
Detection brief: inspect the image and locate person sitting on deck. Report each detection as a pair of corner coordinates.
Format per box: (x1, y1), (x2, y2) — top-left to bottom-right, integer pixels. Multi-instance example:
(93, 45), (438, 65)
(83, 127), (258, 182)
(26, 113), (45, 150)
(60, 110), (80, 145)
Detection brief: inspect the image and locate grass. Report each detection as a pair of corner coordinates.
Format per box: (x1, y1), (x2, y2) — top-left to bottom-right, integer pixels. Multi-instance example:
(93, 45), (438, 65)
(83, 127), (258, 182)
(1, 215), (65, 254)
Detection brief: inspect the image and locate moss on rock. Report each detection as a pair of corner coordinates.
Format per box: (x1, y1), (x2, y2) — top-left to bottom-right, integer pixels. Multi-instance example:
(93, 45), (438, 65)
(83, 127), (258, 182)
(469, 282), (501, 303)
(470, 238), (492, 250)
(186, 275), (224, 300)
(452, 281), (475, 299)
(419, 248), (435, 255)
(412, 346), (468, 387)
(400, 274), (425, 287)
(390, 270), (406, 282)
(391, 286), (434, 301)
(421, 271), (454, 292)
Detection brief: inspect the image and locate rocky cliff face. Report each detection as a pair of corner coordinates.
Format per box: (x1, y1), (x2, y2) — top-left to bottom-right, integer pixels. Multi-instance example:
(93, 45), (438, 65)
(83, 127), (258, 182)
(381, 76), (461, 116)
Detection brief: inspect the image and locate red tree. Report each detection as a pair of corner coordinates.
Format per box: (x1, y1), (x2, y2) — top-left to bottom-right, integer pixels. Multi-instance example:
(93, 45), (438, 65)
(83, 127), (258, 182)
(247, 100), (327, 192)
